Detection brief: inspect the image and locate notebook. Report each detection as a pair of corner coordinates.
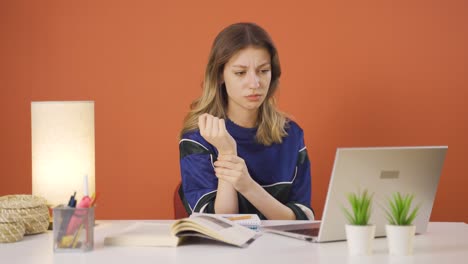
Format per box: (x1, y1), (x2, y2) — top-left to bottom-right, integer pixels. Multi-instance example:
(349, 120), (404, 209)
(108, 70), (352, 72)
(263, 146), (447, 242)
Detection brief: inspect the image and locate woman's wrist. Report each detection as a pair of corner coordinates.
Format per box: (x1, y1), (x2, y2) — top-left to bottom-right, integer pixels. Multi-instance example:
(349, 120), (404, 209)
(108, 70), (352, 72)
(237, 177), (257, 195)
(218, 147), (237, 155)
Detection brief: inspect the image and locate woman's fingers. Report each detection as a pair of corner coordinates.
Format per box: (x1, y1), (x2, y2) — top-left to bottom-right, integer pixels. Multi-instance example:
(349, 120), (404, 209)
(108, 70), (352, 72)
(198, 114), (207, 135)
(214, 160), (242, 170)
(198, 114), (236, 155)
(214, 167), (242, 178)
(211, 116), (219, 137)
(205, 114), (213, 136)
(199, 114), (221, 138)
(214, 155), (252, 193)
(219, 119), (227, 133)
(214, 156), (246, 177)
(213, 172), (231, 183)
(217, 154), (242, 163)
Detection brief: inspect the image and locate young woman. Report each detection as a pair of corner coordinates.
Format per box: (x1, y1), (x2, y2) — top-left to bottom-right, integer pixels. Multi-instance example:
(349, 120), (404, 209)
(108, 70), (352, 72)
(179, 22), (313, 220)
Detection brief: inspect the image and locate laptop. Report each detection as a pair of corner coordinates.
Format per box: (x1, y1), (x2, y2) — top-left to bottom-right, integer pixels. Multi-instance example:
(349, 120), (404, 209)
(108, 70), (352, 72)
(263, 146), (448, 242)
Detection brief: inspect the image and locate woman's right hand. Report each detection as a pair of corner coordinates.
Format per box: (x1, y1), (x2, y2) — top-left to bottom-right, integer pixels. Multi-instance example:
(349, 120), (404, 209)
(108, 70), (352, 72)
(198, 113), (237, 155)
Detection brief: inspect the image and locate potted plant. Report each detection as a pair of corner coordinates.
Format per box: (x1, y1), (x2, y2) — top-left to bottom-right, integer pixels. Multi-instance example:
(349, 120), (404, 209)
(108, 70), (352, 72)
(384, 192), (420, 255)
(342, 189), (375, 256)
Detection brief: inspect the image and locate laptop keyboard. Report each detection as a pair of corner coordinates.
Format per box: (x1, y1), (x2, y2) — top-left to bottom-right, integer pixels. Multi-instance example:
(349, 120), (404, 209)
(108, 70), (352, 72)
(289, 228), (320, 237)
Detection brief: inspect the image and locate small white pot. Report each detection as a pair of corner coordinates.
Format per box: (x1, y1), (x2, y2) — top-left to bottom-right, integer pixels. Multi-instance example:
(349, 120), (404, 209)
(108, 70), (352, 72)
(386, 224), (416, 256)
(345, 224), (376, 256)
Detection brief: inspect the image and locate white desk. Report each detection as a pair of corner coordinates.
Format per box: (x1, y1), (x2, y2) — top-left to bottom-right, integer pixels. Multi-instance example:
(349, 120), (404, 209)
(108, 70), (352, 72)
(1, 221), (467, 264)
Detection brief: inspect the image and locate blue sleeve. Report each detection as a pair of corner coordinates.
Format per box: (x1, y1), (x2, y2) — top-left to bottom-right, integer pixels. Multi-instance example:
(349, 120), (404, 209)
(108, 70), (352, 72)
(179, 134), (218, 214)
(285, 128), (314, 219)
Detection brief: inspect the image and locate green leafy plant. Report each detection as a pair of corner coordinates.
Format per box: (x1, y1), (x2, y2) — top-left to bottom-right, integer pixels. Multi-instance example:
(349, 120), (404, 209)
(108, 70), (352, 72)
(384, 192), (420, 226)
(342, 189), (373, 225)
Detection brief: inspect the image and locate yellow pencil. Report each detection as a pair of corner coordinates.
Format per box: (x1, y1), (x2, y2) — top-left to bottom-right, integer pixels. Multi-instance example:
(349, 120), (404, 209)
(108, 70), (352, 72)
(71, 224), (84, 248)
(226, 215), (252, 221)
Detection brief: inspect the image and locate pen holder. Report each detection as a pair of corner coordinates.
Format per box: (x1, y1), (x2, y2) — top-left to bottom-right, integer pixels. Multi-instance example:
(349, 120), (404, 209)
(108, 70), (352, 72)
(53, 205), (94, 252)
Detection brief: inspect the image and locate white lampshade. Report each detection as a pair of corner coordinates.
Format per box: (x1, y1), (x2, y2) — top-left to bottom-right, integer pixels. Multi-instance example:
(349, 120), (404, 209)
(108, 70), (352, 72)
(31, 101), (95, 207)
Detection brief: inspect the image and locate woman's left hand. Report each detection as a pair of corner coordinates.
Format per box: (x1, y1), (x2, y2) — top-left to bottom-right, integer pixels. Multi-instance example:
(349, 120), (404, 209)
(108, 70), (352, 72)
(213, 154), (254, 193)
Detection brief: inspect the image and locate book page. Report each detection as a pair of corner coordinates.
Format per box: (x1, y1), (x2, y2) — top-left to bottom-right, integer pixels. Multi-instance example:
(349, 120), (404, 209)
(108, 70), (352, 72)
(172, 214), (260, 247)
(188, 213), (261, 233)
(104, 222), (179, 247)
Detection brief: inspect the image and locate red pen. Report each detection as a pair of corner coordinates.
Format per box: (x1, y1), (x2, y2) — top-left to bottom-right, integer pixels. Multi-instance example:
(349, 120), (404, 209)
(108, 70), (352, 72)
(66, 175), (92, 235)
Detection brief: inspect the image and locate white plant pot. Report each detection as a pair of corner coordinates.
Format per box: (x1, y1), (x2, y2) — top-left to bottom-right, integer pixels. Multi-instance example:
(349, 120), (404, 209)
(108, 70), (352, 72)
(386, 224), (416, 256)
(345, 224), (376, 256)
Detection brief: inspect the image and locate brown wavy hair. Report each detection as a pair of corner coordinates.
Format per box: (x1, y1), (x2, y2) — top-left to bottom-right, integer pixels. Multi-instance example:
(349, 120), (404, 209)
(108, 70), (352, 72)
(180, 22), (288, 145)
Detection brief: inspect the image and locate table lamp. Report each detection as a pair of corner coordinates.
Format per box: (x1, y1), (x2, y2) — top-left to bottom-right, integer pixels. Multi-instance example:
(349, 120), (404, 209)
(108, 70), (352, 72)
(31, 101), (95, 207)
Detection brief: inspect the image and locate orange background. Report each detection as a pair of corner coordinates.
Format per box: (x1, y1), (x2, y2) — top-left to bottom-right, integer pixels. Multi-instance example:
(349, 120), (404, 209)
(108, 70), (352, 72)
(1, 0), (467, 222)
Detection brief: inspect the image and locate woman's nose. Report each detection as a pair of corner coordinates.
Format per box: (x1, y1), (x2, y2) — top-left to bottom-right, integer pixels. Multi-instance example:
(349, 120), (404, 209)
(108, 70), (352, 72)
(248, 72), (260, 89)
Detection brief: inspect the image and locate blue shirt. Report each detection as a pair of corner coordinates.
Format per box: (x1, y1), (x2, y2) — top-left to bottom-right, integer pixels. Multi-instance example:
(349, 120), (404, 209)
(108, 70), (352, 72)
(179, 119), (313, 220)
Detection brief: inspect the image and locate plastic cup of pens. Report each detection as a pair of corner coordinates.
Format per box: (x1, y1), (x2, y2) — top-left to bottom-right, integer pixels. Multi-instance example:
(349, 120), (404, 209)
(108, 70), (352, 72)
(53, 205), (94, 252)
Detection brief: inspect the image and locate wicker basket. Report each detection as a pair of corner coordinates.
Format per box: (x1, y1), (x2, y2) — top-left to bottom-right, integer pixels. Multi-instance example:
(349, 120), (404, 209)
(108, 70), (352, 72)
(0, 195), (49, 235)
(0, 219), (25, 243)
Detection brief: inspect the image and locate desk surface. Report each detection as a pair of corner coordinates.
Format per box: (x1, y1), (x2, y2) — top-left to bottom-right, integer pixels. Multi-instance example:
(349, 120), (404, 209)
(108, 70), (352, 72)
(1, 221), (467, 264)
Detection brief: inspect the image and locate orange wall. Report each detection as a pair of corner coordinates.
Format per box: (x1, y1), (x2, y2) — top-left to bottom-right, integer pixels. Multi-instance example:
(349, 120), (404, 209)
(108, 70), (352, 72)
(1, 0), (467, 222)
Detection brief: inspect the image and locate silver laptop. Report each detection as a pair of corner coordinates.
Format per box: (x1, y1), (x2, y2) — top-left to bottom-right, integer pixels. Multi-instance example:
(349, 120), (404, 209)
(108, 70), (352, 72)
(263, 146), (447, 242)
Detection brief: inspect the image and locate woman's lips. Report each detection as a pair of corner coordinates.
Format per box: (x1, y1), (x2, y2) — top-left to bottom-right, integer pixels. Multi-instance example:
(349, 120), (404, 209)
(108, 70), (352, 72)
(246, 94), (262, 101)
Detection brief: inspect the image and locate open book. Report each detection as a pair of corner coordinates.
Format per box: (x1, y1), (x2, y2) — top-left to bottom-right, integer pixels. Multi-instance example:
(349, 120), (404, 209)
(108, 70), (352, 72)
(104, 214), (259, 248)
(192, 213), (261, 231)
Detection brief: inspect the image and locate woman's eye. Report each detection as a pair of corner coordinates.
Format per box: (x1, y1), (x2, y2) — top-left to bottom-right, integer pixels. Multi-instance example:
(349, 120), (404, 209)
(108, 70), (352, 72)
(261, 69), (271, 74)
(235, 71), (246, 76)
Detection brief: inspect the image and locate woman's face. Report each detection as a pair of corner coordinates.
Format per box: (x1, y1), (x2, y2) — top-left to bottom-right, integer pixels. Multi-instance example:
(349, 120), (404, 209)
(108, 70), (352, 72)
(222, 46), (272, 116)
